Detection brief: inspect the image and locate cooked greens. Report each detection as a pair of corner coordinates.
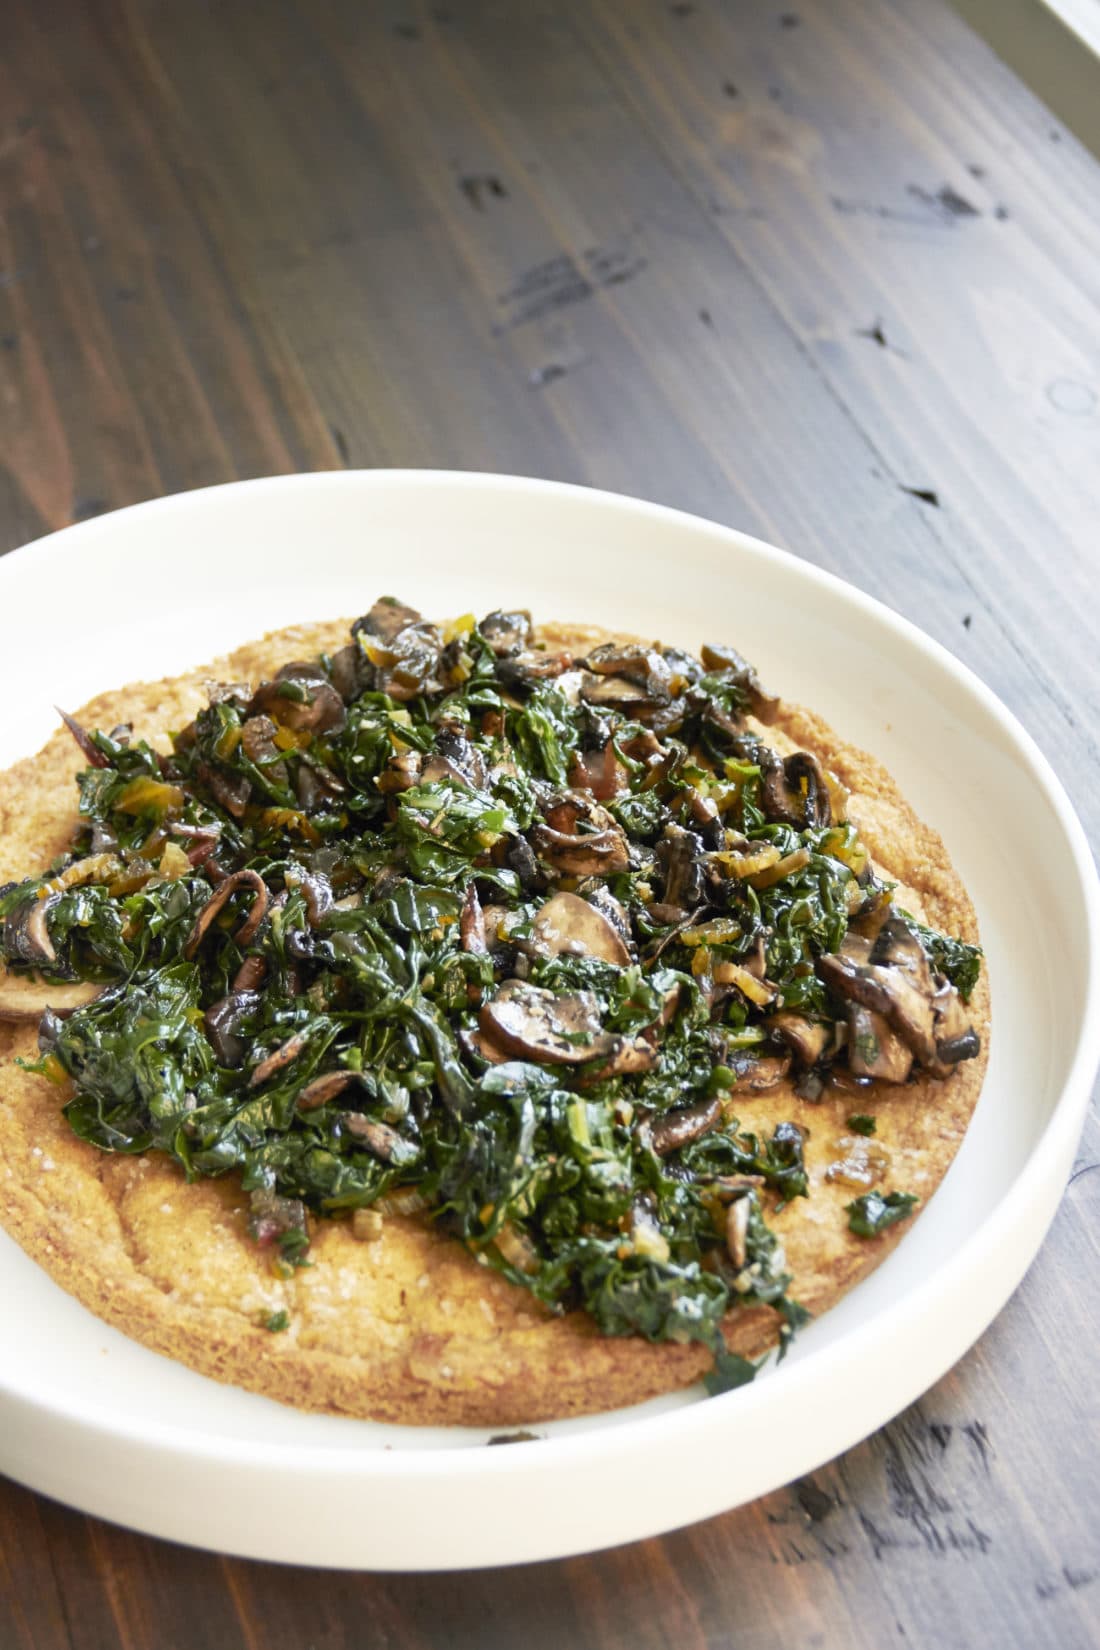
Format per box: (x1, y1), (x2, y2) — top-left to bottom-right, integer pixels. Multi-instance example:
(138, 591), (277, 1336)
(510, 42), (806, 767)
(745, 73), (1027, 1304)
(1, 597), (983, 1384)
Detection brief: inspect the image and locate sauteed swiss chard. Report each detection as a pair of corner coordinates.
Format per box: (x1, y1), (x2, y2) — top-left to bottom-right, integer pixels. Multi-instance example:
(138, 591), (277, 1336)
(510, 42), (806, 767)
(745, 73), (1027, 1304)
(0, 599), (982, 1388)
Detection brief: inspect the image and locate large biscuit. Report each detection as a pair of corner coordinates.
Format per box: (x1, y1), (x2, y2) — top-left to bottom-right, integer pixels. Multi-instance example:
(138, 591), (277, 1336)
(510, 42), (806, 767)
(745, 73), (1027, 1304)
(0, 620), (989, 1424)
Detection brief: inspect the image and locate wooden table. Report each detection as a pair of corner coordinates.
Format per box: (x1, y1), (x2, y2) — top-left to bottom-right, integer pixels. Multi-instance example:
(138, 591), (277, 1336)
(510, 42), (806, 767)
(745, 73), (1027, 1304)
(2, 1), (1098, 1643)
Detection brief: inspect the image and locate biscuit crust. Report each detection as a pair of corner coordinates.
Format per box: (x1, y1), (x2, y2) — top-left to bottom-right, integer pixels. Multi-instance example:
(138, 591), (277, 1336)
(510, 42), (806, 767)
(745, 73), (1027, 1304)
(0, 620), (989, 1425)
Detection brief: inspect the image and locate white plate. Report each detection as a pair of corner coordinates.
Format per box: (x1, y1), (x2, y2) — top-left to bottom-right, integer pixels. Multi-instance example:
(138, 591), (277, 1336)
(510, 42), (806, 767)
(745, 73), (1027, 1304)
(0, 472), (1097, 1570)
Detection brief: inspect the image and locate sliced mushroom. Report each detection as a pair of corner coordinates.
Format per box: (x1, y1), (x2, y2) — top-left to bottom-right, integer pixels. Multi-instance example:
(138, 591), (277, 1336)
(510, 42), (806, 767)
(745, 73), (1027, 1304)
(339, 1113), (418, 1164)
(2, 896), (59, 966)
(495, 651), (574, 693)
(204, 990), (263, 1068)
(295, 1069), (359, 1108)
(502, 833), (544, 894)
(421, 729), (488, 790)
(759, 748), (832, 829)
(646, 1096), (722, 1156)
(578, 673), (656, 711)
(459, 1024), (515, 1066)
(930, 976), (981, 1069)
(248, 1029), (310, 1088)
(587, 886), (634, 955)
(581, 1035), (658, 1080)
(730, 1052), (792, 1091)
(329, 642), (371, 703)
(0, 967), (101, 1022)
(377, 748), (423, 794)
(287, 870), (333, 926)
(533, 891), (631, 967)
(766, 1012), (830, 1067)
(353, 596), (424, 646)
(530, 792), (630, 877)
(569, 743), (628, 802)
(582, 643), (672, 702)
(183, 869), (270, 960)
(480, 609), (533, 657)
(197, 762), (251, 819)
(656, 824), (704, 911)
(480, 980), (616, 1065)
(232, 954), (268, 992)
(847, 1004), (914, 1083)
(698, 643), (780, 723)
(240, 715), (290, 789)
(353, 602), (443, 702)
(818, 907), (949, 1072)
(726, 1196), (751, 1270)
(460, 882), (487, 953)
(249, 662), (346, 735)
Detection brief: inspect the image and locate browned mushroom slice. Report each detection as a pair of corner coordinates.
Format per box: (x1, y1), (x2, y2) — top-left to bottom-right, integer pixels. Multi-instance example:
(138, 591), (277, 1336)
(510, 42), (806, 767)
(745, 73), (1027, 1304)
(421, 729), (488, 790)
(204, 990), (264, 1067)
(480, 980), (616, 1066)
(531, 793), (630, 877)
(249, 662), (346, 735)
(0, 968), (102, 1022)
(353, 596), (425, 645)
(495, 651), (575, 693)
(184, 869), (270, 960)
(759, 748), (832, 830)
(581, 1036), (658, 1081)
(568, 743), (628, 801)
(847, 1005), (914, 1083)
(726, 1195), (751, 1269)
(296, 1071), (360, 1111)
(459, 1025), (515, 1066)
(731, 1052), (792, 1092)
(583, 644), (673, 701)
(377, 748), (423, 794)
(646, 1096), (722, 1156)
(699, 643), (780, 724)
(353, 603), (444, 702)
(339, 1113), (418, 1164)
(248, 1028), (310, 1088)
(766, 1011), (830, 1067)
(930, 977), (981, 1071)
(533, 891), (631, 967)
(460, 883), (487, 953)
(656, 823), (704, 912)
(240, 716), (290, 790)
(578, 673), (656, 711)
(197, 762), (251, 819)
(2, 896), (59, 966)
(817, 946), (937, 1068)
(480, 609), (533, 657)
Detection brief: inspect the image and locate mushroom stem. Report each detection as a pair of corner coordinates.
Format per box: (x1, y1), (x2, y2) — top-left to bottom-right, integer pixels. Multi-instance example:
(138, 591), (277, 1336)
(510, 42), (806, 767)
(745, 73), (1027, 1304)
(183, 870), (270, 960)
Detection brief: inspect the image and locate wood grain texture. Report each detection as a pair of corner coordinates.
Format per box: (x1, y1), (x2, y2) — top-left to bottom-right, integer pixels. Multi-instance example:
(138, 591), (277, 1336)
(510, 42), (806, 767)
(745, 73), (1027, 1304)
(1, 0), (1098, 1645)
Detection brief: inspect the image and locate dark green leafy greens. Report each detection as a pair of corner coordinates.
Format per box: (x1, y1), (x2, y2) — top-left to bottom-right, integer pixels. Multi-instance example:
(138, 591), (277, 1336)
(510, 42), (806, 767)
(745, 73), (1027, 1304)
(2, 597), (983, 1391)
(845, 1190), (920, 1237)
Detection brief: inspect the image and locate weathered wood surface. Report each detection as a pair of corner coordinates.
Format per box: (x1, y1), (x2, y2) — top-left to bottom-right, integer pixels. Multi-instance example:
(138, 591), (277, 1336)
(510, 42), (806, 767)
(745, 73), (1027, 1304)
(1, 0), (1098, 1644)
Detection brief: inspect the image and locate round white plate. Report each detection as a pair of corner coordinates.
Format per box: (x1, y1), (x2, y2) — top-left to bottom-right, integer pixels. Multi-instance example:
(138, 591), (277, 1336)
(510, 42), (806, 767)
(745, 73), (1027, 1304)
(1, 472), (1096, 1570)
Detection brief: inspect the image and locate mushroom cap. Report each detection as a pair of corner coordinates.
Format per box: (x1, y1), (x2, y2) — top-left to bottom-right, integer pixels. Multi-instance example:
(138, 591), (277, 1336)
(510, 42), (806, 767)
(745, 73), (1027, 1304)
(0, 967), (102, 1023)
(532, 891), (631, 967)
(480, 980), (616, 1066)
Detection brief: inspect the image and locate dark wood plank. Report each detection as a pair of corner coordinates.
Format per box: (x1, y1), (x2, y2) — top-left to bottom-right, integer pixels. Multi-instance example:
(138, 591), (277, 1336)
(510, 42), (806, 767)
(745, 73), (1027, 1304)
(1, 0), (1098, 1646)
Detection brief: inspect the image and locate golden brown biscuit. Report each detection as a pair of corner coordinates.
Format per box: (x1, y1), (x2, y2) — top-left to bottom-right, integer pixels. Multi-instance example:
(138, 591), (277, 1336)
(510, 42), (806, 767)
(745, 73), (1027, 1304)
(0, 620), (988, 1424)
